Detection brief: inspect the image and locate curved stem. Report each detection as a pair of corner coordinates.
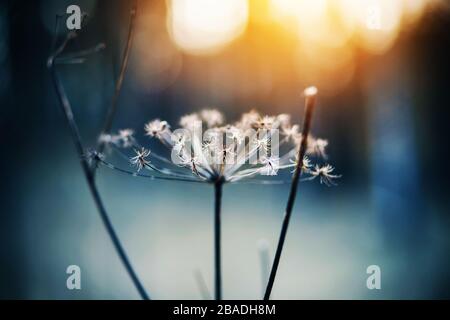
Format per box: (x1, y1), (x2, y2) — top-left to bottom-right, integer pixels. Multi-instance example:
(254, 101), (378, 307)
(214, 180), (223, 300)
(48, 18), (149, 299)
(98, 158), (204, 183)
(263, 91), (317, 300)
(49, 62), (150, 300)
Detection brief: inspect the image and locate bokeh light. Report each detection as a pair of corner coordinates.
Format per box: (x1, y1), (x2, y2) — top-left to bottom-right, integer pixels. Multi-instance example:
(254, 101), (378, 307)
(270, 0), (355, 48)
(160, 0), (435, 94)
(132, 2), (183, 94)
(265, 0), (435, 93)
(340, 0), (403, 54)
(270, 0), (434, 53)
(167, 0), (249, 55)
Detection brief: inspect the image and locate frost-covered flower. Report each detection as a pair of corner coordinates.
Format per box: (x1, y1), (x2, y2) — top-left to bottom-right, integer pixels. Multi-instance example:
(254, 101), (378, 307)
(118, 129), (135, 147)
(290, 156), (312, 173)
(282, 124), (300, 142)
(201, 109), (224, 128)
(253, 115), (279, 130)
(98, 108), (339, 186)
(227, 126), (245, 144)
(293, 134), (329, 158)
(171, 131), (190, 155)
(98, 129), (135, 148)
(304, 164), (341, 186)
(302, 156), (312, 171)
(180, 113), (201, 130)
(145, 120), (170, 138)
(130, 148), (151, 171)
(277, 114), (291, 129)
(236, 110), (260, 130)
(260, 156), (280, 176)
(85, 149), (104, 167)
(99, 133), (117, 145)
(308, 138), (329, 159)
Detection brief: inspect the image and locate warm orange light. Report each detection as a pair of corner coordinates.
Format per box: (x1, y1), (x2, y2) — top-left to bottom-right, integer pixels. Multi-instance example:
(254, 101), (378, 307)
(167, 0), (249, 55)
(304, 86), (318, 97)
(339, 0), (403, 54)
(270, 0), (431, 54)
(294, 42), (355, 94)
(270, 0), (355, 48)
(401, 0), (430, 24)
(131, 2), (183, 94)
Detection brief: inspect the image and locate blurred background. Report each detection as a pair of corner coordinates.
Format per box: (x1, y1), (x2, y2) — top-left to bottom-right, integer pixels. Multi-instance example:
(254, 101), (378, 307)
(1, 0), (450, 299)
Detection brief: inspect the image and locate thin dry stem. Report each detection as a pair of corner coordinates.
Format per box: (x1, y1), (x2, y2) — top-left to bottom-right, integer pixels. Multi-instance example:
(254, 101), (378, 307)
(263, 90), (317, 300)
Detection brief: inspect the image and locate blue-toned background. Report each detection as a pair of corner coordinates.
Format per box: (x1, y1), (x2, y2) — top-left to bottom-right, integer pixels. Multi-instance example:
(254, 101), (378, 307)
(1, 0), (449, 299)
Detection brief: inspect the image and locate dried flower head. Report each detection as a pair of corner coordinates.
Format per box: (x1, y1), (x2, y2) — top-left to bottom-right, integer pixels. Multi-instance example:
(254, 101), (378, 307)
(180, 113), (201, 130)
(145, 120), (170, 138)
(303, 164), (341, 186)
(85, 149), (104, 167)
(99, 129), (135, 148)
(290, 156), (312, 173)
(118, 129), (135, 148)
(308, 137), (329, 159)
(97, 109), (340, 185)
(130, 148), (151, 172)
(201, 109), (224, 128)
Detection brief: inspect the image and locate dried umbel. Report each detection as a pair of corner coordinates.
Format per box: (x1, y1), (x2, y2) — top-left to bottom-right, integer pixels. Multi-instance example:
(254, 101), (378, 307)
(94, 107), (339, 186)
(88, 89), (341, 300)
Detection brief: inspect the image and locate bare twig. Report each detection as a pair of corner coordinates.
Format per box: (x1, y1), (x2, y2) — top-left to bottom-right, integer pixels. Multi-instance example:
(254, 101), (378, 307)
(263, 87), (318, 300)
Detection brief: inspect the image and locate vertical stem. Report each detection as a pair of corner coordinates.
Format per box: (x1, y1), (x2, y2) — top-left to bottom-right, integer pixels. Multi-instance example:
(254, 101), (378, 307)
(263, 88), (317, 300)
(214, 180), (223, 300)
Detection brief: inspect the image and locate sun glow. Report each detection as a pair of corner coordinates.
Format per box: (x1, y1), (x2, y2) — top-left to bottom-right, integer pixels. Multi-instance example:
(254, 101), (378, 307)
(270, 0), (432, 53)
(158, 0), (434, 94)
(339, 0), (403, 53)
(271, 0), (355, 48)
(167, 0), (249, 55)
(166, 0), (433, 56)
